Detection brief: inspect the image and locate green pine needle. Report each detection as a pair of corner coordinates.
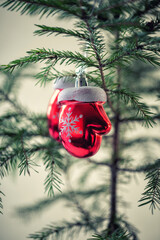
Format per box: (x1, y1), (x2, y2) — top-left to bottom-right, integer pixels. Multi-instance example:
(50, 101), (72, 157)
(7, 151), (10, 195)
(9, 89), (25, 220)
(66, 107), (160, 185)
(0, 184), (5, 215)
(138, 166), (160, 214)
(1, 48), (97, 73)
(0, 0), (82, 19)
(111, 88), (155, 127)
(28, 220), (91, 239)
(34, 24), (89, 40)
(88, 234), (105, 240)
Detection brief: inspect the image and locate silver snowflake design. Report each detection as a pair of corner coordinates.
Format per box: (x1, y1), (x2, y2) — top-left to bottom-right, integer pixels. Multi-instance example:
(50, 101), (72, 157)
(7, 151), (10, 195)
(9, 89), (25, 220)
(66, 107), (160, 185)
(60, 107), (83, 142)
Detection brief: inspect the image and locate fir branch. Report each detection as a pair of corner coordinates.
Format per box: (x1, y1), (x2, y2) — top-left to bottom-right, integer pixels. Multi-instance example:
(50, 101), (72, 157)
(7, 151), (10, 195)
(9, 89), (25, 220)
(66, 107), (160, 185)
(0, 89), (25, 113)
(0, 113), (49, 139)
(1, 48), (97, 72)
(138, 167), (160, 213)
(86, 158), (111, 167)
(42, 141), (64, 196)
(46, 69), (76, 80)
(28, 219), (96, 239)
(35, 62), (55, 86)
(120, 219), (139, 240)
(0, 183), (5, 215)
(122, 137), (160, 148)
(0, 0), (82, 19)
(0, 88), (46, 134)
(120, 113), (160, 123)
(82, 18), (115, 113)
(103, 45), (160, 69)
(97, 0), (139, 13)
(133, 0), (160, 18)
(67, 188), (98, 232)
(15, 186), (106, 218)
(0, 112), (22, 123)
(88, 234), (105, 240)
(132, 52), (160, 67)
(98, 17), (140, 30)
(110, 88), (155, 127)
(0, 111), (49, 177)
(141, 18), (160, 32)
(0, 148), (19, 178)
(0, 88), (49, 137)
(18, 134), (39, 176)
(34, 24), (89, 41)
(19, 134), (31, 175)
(0, 130), (39, 177)
(44, 157), (63, 197)
(1, 48), (57, 72)
(88, 228), (134, 240)
(86, 158), (160, 174)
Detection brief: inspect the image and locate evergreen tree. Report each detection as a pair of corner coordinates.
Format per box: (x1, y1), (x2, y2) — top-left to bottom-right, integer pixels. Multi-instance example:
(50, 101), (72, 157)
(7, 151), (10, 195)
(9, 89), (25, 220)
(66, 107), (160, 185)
(0, 0), (160, 239)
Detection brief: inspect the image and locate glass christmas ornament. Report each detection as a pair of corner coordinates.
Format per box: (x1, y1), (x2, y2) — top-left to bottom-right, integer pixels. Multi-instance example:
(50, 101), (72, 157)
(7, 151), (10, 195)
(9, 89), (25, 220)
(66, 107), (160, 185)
(47, 77), (75, 142)
(58, 86), (112, 158)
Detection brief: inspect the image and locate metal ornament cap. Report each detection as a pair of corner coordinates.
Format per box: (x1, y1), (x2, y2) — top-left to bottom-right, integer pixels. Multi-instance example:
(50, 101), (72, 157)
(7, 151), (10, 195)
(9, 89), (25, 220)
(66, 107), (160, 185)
(58, 86), (107, 103)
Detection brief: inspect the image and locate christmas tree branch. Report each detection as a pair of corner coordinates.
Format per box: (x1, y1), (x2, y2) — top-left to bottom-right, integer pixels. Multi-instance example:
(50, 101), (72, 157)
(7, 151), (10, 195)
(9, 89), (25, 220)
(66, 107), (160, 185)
(0, 183), (5, 215)
(133, 0), (160, 17)
(89, 216), (139, 239)
(70, 191), (98, 233)
(0, 0), (82, 19)
(1, 48), (97, 72)
(0, 72), (63, 192)
(86, 158), (112, 167)
(15, 186), (106, 218)
(138, 167), (160, 214)
(34, 24), (89, 41)
(28, 220), (91, 239)
(97, 0), (138, 13)
(0, 146), (20, 178)
(0, 88), (50, 137)
(121, 137), (160, 148)
(86, 158), (160, 174)
(35, 62), (55, 86)
(0, 89), (25, 113)
(120, 113), (160, 123)
(118, 159), (160, 173)
(19, 134), (31, 176)
(82, 18), (115, 113)
(110, 88), (156, 127)
(89, 229), (133, 240)
(44, 156), (63, 196)
(28, 217), (106, 239)
(99, 18), (140, 29)
(104, 46), (160, 69)
(0, 128), (40, 177)
(108, 31), (122, 235)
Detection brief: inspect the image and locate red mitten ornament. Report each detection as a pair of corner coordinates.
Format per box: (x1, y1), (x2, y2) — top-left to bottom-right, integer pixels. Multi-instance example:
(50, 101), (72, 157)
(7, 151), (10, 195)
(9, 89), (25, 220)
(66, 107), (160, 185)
(47, 77), (74, 142)
(58, 86), (112, 158)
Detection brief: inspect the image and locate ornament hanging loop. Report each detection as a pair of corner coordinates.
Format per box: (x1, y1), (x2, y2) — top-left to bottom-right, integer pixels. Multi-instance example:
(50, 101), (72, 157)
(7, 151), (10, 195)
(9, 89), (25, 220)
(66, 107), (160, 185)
(75, 66), (88, 87)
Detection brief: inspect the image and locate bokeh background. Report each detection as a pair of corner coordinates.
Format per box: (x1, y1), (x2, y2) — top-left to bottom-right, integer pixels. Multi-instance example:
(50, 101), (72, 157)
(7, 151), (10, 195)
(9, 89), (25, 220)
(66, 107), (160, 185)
(0, 6), (160, 240)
